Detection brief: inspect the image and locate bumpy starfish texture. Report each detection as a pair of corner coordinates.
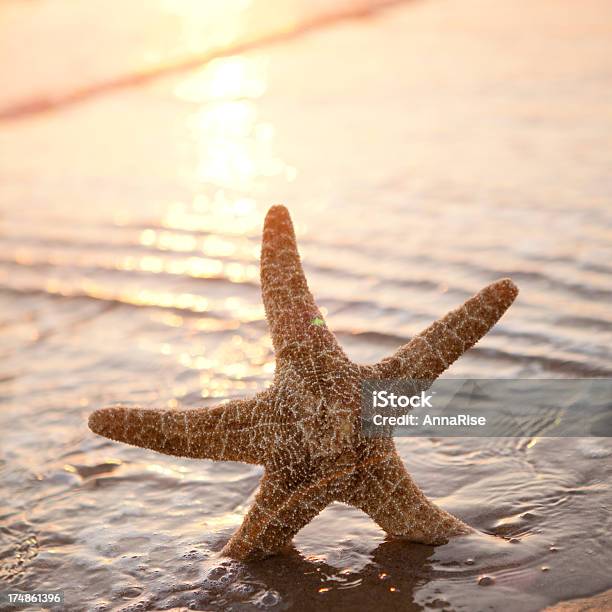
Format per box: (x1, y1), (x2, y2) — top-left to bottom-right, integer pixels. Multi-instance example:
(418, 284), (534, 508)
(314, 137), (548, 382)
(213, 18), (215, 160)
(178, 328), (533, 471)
(89, 205), (518, 560)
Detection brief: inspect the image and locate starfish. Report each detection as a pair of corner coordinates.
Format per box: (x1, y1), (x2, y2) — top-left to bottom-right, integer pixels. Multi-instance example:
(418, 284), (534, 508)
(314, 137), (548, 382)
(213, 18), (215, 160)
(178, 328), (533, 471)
(89, 205), (518, 560)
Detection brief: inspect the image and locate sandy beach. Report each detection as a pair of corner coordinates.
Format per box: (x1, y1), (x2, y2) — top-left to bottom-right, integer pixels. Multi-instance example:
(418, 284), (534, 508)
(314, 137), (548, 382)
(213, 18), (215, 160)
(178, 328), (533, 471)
(1, 0), (611, 610)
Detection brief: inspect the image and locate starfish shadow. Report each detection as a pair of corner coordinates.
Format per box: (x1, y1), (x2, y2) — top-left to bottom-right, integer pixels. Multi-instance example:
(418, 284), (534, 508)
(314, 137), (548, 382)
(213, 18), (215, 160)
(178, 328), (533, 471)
(243, 538), (437, 611)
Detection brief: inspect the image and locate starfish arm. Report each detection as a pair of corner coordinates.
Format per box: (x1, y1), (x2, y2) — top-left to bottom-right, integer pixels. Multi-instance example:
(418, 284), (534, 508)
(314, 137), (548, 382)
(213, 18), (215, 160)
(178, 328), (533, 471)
(346, 452), (471, 545)
(221, 470), (335, 560)
(260, 205), (340, 362)
(88, 394), (269, 464)
(370, 278), (518, 380)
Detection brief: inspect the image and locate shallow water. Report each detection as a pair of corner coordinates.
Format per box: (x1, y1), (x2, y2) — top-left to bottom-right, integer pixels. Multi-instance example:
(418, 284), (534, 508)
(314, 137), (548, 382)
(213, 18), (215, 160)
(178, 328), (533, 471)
(1, 0), (611, 610)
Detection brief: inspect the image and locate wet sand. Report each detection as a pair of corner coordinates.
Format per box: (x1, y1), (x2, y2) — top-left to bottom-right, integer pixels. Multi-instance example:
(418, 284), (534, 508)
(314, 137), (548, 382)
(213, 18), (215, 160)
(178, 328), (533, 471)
(545, 588), (612, 611)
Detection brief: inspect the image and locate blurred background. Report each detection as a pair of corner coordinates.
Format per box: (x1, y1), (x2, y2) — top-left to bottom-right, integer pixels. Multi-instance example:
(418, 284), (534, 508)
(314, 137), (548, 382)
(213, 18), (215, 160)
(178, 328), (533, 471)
(1, 0), (611, 610)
